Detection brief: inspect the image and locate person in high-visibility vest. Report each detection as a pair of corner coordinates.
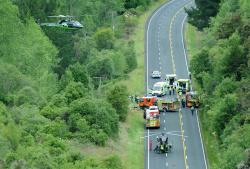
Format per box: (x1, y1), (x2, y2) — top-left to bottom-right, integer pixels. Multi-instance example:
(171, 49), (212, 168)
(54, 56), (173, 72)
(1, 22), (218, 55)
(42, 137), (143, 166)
(191, 105), (195, 115)
(189, 71), (191, 79)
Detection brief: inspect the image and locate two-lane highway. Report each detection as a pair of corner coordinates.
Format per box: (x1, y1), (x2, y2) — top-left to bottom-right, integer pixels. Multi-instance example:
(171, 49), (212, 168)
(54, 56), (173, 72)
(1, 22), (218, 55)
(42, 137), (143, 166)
(144, 0), (207, 168)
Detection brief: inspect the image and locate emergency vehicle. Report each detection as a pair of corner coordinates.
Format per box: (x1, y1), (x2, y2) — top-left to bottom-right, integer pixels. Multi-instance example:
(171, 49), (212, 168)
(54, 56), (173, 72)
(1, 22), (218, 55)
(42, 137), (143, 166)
(176, 79), (190, 93)
(144, 106), (160, 128)
(139, 97), (157, 109)
(166, 74), (177, 88)
(152, 82), (167, 97)
(186, 91), (199, 107)
(157, 98), (180, 112)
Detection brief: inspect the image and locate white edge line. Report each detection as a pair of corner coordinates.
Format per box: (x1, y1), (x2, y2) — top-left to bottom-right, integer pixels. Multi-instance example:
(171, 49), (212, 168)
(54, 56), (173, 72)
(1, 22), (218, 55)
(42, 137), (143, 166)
(181, 14), (189, 76)
(196, 109), (208, 169)
(181, 13), (208, 169)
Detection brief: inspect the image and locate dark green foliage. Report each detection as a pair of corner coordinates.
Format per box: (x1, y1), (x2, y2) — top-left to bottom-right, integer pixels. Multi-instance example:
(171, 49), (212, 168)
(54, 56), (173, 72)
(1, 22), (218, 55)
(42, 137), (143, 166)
(64, 82), (88, 104)
(214, 13), (243, 39)
(68, 63), (89, 87)
(106, 84), (129, 121)
(185, 0), (221, 31)
(190, 49), (211, 87)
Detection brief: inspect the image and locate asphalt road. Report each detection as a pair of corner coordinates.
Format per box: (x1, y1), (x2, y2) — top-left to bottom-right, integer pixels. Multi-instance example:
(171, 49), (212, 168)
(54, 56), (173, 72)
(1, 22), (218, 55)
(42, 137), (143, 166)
(144, 0), (207, 169)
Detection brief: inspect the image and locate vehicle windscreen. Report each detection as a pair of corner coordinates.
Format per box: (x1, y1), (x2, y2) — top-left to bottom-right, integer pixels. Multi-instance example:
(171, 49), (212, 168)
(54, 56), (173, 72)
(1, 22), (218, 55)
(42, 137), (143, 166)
(153, 71), (159, 75)
(139, 99), (145, 103)
(153, 86), (162, 91)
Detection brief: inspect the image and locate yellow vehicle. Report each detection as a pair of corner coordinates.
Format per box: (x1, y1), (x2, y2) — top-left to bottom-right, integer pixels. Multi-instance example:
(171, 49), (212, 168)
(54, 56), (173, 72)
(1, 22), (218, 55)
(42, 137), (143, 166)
(145, 106), (160, 128)
(186, 91), (199, 107)
(157, 98), (180, 112)
(176, 79), (190, 93)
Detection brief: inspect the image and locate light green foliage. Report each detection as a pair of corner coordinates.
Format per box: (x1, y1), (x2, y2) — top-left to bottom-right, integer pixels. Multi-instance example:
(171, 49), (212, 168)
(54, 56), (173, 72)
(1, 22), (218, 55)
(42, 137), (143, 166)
(40, 106), (56, 120)
(0, 133), (11, 159)
(239, 0), (250, 21)
(49, 94), (68, 108)
(0, 123), (21, 151)
(10, 105), (50, 135)
(93, 27), (115, 51)
(87, 54), (115, 79)
(106, 83), (129, 121)
(28, 146), (57, 169)
(64, 82), (88, 104)
(102, 154), (123, 169)
(59, 70), (75, 91)
(212, 94), (238, 141)
(14, 86), (38, 106)
(0, 61), (32, 104)
(69, 98), (119, 139)
(0, 102), (13, 125)
(212, 144), (246, 169)
(214, 77), (238, 98)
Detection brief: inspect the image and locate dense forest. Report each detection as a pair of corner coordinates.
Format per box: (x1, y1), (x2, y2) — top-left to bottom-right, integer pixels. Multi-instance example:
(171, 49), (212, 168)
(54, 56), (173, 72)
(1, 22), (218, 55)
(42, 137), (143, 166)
(0, 0), (155, 168)
(186, 0), (249, 168)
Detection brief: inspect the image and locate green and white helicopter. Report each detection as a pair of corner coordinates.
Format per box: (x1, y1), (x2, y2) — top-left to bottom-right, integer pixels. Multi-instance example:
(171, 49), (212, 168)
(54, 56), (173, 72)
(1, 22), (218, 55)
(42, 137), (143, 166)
(34, 15), (83, 30)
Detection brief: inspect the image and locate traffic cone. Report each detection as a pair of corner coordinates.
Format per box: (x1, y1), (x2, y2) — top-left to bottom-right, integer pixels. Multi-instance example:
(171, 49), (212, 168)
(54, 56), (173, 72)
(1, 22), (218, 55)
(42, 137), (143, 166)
(151, 68), (153, 73)
(173, 162), (175, 166)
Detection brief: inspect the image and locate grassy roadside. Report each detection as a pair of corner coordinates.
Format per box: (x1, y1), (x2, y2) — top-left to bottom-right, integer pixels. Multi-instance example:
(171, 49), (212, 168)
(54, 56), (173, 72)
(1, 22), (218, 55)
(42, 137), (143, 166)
(185, 24), (218, 166)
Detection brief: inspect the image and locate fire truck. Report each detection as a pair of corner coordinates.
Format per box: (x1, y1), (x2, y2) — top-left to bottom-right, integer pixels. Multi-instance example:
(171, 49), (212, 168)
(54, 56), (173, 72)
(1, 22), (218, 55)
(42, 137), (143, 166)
(139, 96), (157, 109)
(186, 91), (199, 107)
(157, 98), (180, 112)
(143, 106), (160, 128)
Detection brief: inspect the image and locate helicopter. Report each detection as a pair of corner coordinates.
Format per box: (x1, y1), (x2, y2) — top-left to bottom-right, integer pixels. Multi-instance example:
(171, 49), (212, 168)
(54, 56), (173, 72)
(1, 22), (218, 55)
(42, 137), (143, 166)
(34, 15), (83, 30)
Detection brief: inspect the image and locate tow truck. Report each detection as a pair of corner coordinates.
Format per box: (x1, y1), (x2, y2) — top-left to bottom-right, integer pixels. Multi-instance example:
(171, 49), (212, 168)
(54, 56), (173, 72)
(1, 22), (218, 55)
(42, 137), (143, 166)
(186, 91), (199, 107)
(143, 106), (160, 128)
(139, 96), (157, 109)
(157, 97), (180, 112)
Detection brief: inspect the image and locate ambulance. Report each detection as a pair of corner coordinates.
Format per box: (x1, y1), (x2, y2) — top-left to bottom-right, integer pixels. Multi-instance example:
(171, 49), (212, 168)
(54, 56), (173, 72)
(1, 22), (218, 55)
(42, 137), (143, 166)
(176, 79), (190, 93)
(152, 82), (168, 97)
(166, 74), (177, 88)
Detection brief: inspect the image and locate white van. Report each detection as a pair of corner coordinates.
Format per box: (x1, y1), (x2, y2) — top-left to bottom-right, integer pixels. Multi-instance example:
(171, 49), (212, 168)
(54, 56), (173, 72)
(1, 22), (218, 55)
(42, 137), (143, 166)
(152, 82), (167, 97)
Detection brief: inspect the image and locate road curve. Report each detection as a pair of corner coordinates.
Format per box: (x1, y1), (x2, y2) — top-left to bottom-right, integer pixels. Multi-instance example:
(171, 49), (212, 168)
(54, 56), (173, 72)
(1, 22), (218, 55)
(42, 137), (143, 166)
(144, 0), (207, 169)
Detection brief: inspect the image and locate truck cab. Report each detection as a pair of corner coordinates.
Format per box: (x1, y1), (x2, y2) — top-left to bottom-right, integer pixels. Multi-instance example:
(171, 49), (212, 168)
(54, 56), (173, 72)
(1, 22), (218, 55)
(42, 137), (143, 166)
(176, 79), (190, 93)
(186, 91), (199, 107)
(139, 97), (158, 109)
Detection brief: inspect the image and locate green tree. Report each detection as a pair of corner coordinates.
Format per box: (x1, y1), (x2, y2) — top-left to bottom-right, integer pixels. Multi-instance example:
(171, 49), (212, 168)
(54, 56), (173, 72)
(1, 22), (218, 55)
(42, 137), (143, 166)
(93, 28), (115, 51)
(14, 87), (38, 106)
(0, 123), (21, 151)
(64, 82), (88, 104)
(185, 0), (221, 31)
(106, 84), (129, 121)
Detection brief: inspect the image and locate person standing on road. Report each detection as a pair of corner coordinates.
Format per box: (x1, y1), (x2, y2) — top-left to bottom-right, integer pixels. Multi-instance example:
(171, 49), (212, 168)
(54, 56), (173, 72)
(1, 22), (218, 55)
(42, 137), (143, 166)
(191, 105), (195, 115)
(189, 71), (191, 80)
(169, 87), (172, 95)
(173, 87), (176, 94)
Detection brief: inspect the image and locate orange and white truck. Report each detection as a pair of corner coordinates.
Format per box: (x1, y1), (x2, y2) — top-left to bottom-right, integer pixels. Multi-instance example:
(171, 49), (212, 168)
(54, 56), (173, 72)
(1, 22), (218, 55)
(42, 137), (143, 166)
(186, 91), (199, 107)
(139, 96), (158, 109)
(144, 106), (160, 128)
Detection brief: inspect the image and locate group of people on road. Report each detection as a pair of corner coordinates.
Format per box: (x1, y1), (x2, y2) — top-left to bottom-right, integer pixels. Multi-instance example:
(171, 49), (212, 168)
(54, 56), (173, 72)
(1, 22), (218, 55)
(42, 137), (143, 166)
(166, 86), (176, 95)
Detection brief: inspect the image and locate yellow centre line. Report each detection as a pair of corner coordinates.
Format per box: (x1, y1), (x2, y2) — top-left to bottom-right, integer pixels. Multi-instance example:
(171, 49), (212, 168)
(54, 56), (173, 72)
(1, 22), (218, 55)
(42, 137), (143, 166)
(169, 1), (194, 169)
